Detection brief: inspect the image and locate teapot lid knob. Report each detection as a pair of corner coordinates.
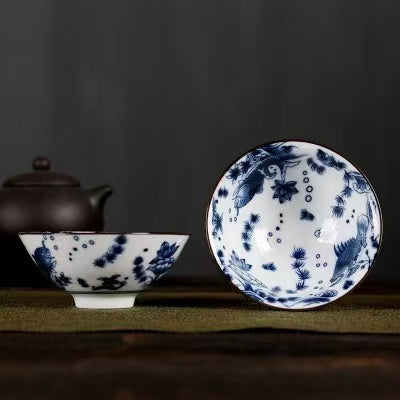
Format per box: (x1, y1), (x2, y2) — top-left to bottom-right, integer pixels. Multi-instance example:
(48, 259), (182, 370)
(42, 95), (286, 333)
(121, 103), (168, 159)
(2, 156), (79, 187)
(33, 156), (51, 171)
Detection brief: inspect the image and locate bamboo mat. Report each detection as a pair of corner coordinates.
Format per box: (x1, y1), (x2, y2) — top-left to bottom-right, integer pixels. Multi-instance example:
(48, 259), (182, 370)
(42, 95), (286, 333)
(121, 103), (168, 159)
(0, 289), (398, 334)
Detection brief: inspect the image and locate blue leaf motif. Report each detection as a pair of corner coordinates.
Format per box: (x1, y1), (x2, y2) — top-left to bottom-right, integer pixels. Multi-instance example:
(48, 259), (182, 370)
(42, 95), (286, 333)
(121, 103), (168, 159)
(250, 213), (260, 224)
(319, 290), (338, 298)
(291, 247), (310, 291)
(343, 280), (354, 290)
(262, 262), (276, 271)
(341, 186), (353, 198)
(332, 205), (345, 218)
(230, 251), (252, 271)
(307, 157), (326, 175)
(217, 187), (229, 198)
(300, 209), (315, 221)
(211, 199), (223, 238)
(241, 213), (260, 252)
(53, 272), (72, 287)
(292, 247), (306, 260)
(91, 274), (127, 291)
(227, 165), (241, 182)
(316, 149), (346, 170)
(243, 242), (251, 251)
(93, 235), (128, 267)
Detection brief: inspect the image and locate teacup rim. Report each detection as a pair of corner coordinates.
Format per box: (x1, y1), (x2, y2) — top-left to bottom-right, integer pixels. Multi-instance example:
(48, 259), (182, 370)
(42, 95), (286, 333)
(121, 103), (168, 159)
(18, 231), (191, 237)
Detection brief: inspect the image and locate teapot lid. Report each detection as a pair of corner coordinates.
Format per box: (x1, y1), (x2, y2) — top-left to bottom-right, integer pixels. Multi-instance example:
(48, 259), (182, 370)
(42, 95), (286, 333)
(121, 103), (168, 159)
(3, 156), (80, 187)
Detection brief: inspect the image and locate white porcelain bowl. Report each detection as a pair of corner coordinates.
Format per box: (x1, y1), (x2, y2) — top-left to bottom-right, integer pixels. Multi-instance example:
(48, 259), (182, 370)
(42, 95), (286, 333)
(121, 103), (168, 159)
(206, 140), (382, 310)
(19, 232), (190, 309)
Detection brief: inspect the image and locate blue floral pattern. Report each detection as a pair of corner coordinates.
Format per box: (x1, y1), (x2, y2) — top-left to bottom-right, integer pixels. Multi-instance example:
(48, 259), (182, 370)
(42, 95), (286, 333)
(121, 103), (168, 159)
(148, 241), (180, 275)
(32, 241), (56, 272)
(219, 249), (339, 308)
(230, 250), (252, 271)
(133, 241), (180, 287)
(207, 140), (382, 309)
(271, 180), (299, 203)
(306, 149), (372, 219)
(229, 143), (302, 215)
(22, 233), (188, 296)
(32, 241), (72, 288)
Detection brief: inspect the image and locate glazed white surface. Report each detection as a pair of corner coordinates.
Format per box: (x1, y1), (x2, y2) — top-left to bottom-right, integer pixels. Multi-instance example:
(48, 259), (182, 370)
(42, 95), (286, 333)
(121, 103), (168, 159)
(19, 233), (189, 294)
(207, 141), (382, 310)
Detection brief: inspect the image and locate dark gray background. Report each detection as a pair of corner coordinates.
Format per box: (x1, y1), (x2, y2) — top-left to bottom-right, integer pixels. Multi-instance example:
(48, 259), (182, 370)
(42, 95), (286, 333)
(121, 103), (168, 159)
(0, 1), (397, 281)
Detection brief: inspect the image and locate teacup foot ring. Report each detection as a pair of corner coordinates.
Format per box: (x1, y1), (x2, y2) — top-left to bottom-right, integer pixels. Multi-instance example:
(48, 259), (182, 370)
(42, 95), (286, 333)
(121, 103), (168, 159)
(72, 293), (136, 309)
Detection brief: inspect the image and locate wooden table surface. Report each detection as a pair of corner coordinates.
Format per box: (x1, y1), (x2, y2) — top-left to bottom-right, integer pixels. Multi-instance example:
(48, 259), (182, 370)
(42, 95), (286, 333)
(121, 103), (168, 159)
(0, 279), (399, 400)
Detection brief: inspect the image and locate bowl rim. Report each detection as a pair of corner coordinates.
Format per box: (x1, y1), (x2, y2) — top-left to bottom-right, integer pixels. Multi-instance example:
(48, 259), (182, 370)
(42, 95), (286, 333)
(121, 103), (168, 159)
(204, 138), (384, 311)
(18, 231), (191, 236)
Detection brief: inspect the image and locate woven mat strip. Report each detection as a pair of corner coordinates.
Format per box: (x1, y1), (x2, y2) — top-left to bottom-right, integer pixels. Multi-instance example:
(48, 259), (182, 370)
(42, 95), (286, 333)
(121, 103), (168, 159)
(0, 290), (399, 334)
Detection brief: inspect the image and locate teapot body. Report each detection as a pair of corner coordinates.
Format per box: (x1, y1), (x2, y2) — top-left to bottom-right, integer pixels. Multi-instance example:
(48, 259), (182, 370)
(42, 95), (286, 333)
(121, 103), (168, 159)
(0, 187), (104, 234)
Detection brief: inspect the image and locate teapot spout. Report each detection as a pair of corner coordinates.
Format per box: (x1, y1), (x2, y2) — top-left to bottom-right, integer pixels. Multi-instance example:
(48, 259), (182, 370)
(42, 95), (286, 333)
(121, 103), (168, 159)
(87, 185), (113, 212)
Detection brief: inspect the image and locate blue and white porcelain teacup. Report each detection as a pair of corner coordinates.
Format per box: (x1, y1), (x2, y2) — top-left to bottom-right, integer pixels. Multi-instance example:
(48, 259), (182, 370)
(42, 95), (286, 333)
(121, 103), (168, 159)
(19, 232), (190, 309)
(206, 140), (382, 310)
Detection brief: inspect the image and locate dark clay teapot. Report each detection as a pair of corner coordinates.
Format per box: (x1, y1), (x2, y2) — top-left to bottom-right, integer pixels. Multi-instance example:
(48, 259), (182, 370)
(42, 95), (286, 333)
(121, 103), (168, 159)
(0, 156), (113, 286)
(0, 156), (112, 233)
